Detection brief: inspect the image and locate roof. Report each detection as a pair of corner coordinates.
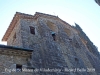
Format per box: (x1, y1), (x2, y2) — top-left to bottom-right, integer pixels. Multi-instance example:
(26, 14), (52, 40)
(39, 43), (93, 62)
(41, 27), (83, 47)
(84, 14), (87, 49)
(2, 12), (72, 41)
(0, 44), (33, 57)
(2, 12), (59, 41)
(2, 12), (34, 41)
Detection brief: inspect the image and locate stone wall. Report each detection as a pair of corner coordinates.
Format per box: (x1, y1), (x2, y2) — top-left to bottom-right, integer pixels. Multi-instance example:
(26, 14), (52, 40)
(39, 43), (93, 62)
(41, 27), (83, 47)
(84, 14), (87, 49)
(7, 19), (23, 47)
(0, 47), (33, 75)
(73, 23), (100, 59)
(5, 12), (100, 75)
(19, 16), (100, 75)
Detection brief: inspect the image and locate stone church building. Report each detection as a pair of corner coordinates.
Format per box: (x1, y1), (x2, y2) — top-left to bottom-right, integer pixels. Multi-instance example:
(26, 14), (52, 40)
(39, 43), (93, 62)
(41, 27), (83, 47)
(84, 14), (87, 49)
(0, 12), (100, 75)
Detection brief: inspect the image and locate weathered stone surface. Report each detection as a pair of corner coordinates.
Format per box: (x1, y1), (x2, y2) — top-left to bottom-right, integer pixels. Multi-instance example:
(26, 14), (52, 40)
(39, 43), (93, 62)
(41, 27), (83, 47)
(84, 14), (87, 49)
(1, 12), (100, 75)
(0, 45), (33, 75)
(0, 49), (33, 75)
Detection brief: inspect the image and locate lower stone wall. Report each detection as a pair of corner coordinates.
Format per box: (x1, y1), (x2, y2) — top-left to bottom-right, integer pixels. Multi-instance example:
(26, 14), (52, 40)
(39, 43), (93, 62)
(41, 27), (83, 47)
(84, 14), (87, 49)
(0, 53), (32, 75)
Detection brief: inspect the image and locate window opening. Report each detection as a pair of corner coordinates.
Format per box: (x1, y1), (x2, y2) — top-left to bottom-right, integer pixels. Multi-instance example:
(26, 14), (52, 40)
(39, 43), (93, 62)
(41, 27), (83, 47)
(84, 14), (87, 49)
(74, 42), (80, 48)
(29, 26), (35, 35)
(69, 38), (72, 42)
(13, 33), (16, 42)
(16, 64), (22, 72)
(52, 32), (56, 41)
(75, 58), (78, 61)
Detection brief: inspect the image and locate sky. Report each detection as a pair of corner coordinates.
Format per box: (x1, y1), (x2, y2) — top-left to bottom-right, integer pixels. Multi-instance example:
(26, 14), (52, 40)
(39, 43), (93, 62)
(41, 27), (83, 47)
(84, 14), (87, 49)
(0, 0), (100, 52)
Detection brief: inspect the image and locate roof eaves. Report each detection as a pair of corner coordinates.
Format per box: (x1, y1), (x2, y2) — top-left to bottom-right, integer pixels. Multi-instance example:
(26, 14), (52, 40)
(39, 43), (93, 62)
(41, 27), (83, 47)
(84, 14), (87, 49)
(2, 12), (20, 41)
(2, 12), (59, 41)
(0, 44), (33, 52)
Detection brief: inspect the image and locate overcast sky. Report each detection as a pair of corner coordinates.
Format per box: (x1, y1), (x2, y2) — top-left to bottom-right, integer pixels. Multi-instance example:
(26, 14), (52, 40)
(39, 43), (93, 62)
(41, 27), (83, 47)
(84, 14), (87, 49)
(0, 0), (100, 52)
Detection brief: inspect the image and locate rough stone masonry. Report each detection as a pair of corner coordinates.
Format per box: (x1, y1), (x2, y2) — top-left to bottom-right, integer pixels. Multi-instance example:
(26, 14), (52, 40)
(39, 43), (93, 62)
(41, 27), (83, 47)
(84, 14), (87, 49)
(1, 12), (100, 75)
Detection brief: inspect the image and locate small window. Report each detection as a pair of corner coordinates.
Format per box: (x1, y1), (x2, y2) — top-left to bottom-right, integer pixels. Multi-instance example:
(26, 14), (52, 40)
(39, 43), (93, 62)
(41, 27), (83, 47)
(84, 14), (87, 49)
(13, 33), (16, 39)
(75, 42), (80, 48)
(75, 58), (78, 61)
(13, 33), (16, 42)
(16, 64), (22, 72)
(29, 26), (35, 35)
(52, 32), (56, 41)
(69, 38), (72, 42)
